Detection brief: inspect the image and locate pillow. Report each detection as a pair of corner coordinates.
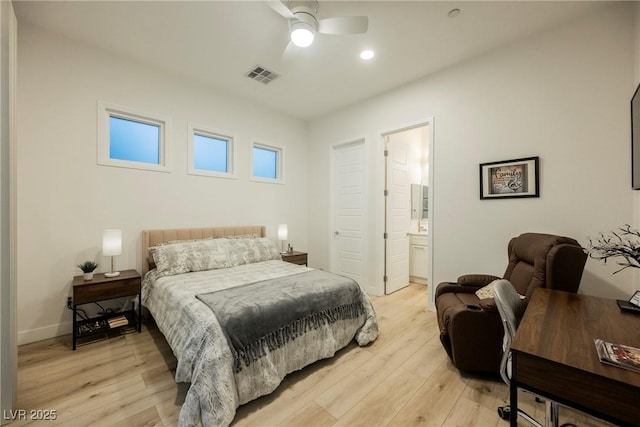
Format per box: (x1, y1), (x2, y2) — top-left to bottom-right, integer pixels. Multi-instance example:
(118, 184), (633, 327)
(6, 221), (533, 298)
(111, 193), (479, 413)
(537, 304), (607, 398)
(227, 237), (282, 267)
(475, 281), (525, 300)
(150, 238), (232, 277)
(147, 238), (208, 270)
(147, 234), (259, 265)
(223, 233), (261, 239)
(168, 238), (209, 244)
(251, 237), (282, 262)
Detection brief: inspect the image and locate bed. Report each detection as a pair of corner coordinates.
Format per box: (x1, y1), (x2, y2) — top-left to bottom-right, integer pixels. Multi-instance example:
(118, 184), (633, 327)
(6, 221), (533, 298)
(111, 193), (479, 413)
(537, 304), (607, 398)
(141, 226), (379, 426)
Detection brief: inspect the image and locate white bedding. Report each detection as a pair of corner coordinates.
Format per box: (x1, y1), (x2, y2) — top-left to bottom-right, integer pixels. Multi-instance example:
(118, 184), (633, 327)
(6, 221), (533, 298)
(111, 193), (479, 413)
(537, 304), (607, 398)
(142, 260), (378, 426)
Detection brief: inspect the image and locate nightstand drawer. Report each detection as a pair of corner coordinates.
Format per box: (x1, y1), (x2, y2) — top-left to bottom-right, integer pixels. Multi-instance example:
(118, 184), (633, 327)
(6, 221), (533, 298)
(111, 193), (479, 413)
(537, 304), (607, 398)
(282, 251), (308, 266)
(74, 278), (141, 305)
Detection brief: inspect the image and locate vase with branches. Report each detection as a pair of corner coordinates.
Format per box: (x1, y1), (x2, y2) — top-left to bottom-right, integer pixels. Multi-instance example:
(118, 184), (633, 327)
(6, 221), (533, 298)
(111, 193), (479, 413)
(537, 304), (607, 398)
(586, 224), (640, 274)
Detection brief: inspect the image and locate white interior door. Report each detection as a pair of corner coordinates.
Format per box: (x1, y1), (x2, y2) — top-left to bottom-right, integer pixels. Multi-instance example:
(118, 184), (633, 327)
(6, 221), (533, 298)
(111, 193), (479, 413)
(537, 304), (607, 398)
(385, 136), (410, 294)
(331, 141), (365, 285)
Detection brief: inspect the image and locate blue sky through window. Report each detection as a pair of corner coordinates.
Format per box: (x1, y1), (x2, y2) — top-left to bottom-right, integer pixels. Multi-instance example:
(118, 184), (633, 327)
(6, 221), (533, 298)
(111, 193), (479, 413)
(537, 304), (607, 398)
(253, 146), (277, 179)
(194, 134), (228, 172)
(109, 116), (160, 164)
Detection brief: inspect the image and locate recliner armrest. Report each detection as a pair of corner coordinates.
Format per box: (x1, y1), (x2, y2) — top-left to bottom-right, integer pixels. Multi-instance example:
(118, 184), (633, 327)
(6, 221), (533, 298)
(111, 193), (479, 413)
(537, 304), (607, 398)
(457, 274), (501, 288)
(435, 282), (477, 299)
(435, 274), (502, 300)
(478, 298), (499, 312)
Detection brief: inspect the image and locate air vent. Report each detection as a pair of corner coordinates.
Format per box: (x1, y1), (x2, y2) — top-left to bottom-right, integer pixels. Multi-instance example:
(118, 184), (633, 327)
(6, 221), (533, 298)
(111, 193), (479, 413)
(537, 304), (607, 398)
(246, 65), (279, 85)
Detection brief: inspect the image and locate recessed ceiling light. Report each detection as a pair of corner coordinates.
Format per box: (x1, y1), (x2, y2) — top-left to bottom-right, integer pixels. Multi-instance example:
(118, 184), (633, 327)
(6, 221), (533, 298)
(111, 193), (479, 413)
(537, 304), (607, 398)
(448, 8), (461, 18)
(360, 50), (375, 60)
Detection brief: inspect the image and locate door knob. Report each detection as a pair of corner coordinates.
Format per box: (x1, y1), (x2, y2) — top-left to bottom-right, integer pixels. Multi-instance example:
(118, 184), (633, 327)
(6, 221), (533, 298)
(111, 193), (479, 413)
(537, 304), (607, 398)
(334, 231), (340, 236)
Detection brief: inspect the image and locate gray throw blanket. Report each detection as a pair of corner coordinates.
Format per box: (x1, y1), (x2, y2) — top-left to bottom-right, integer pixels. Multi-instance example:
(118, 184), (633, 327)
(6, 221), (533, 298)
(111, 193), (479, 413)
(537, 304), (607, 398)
(196, 269), (365, 373)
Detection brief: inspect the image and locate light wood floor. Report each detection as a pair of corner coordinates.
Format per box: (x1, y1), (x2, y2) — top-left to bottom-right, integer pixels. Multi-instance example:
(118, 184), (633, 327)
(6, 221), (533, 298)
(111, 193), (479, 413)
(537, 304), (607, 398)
(15, 284), (611, 426)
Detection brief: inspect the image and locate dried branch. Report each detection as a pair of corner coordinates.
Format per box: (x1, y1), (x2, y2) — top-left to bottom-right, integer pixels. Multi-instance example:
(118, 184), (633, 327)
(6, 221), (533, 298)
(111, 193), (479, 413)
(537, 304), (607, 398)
(586, 224), (640, 274)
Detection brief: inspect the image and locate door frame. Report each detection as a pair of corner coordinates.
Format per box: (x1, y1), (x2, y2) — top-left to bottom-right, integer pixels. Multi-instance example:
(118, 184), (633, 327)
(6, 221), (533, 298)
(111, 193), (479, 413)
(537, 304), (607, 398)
(328, 136), (371, 293)
(0, 2), (18, 425)
(376, 118), (435, 309)
(1, 2), (18, 419)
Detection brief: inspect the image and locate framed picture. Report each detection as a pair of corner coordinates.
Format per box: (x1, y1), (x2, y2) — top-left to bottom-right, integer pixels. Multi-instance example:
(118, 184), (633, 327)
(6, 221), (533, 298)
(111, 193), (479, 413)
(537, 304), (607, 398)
(629, 290), (640, 308)
(479, 156), (539, 200)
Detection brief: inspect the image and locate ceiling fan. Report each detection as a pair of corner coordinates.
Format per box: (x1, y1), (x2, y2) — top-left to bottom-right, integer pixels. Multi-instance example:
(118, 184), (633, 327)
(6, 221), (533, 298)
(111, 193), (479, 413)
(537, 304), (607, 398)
(266, 0), (369, 48)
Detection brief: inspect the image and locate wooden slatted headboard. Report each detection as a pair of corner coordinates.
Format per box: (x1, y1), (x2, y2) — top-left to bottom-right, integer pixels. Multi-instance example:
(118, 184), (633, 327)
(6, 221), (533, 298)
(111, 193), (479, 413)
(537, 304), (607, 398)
(141, 226), (266, 276)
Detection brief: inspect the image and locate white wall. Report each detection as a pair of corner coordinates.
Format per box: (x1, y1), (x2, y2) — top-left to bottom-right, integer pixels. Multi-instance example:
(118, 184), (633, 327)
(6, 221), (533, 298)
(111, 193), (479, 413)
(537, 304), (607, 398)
(15, 3), (640, 345)
(633, 2), (640, 293)
(16, 24), (309, 344)
(309, 3), (636, 305)
(0, 0), (17, 419)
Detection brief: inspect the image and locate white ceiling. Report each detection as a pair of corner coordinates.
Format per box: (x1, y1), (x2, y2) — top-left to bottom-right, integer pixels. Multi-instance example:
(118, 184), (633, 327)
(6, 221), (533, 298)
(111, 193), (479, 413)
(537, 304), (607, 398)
(13, 1), (609, 121)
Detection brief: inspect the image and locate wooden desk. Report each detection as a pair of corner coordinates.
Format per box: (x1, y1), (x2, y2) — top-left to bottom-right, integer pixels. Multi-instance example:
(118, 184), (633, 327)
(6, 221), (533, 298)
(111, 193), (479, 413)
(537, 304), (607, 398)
(510, 288), (640, 427)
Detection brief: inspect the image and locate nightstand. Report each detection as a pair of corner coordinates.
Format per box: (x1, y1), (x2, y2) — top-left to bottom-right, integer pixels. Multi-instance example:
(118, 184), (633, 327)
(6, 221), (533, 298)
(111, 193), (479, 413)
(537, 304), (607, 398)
(71, 269), (141, 350)
(281, 251), (308, 266)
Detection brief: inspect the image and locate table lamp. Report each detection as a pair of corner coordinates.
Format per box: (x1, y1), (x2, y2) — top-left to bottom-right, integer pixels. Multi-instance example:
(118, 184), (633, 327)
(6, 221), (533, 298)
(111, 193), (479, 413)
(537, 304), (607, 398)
(103, 229), (122, 277)
(277, 224), (288, 254)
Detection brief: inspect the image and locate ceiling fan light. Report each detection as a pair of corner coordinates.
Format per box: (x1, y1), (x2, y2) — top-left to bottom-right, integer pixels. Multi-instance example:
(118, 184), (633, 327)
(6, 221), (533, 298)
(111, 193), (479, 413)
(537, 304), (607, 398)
(290, 22), (315, 47)
(360, 50), (375, 60)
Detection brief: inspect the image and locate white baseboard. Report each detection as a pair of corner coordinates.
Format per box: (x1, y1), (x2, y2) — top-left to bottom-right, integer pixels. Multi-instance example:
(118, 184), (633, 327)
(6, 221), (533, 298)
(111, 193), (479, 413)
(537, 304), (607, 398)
(17, 298), (133, 345)
(17, 321), (72, 345)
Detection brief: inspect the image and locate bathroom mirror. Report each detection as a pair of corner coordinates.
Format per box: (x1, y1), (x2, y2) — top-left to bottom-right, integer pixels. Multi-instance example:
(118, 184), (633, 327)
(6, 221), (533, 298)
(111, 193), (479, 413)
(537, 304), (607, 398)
(422, 185), (428, 218)
(411, 184), (427, 219)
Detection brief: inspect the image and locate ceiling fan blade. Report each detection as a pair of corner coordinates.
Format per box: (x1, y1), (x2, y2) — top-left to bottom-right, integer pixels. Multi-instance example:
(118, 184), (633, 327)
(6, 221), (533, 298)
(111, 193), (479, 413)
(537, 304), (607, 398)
(318, 16), (368, 35)
(266, 1), (295, 19)
(281, 41), (302, 63)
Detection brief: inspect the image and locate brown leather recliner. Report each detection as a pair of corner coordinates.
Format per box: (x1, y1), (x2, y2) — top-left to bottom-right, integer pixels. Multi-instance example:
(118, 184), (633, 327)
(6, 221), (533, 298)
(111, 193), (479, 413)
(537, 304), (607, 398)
(435, 233), (587, 374)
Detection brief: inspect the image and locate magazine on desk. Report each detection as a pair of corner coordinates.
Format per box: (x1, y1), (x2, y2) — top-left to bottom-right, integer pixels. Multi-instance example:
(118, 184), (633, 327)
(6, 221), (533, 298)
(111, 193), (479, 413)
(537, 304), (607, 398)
(594, 339), (640, 373)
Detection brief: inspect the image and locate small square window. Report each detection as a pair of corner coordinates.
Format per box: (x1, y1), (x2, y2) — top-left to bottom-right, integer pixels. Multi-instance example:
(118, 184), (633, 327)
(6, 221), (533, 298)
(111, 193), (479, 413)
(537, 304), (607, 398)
(109, 116), (160, 164)
(194, 134), (227, 172)
(98, 101), (170, 172)
(252, 142), (283, 183)
(188, 124), (236, 179)
(253, 146), (277, 179)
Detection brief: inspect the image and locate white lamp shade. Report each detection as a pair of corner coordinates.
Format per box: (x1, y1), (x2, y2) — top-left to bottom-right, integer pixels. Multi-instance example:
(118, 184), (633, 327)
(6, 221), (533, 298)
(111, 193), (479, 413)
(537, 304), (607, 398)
(277, 224), (288, 241)
(103, 229), (122, 256)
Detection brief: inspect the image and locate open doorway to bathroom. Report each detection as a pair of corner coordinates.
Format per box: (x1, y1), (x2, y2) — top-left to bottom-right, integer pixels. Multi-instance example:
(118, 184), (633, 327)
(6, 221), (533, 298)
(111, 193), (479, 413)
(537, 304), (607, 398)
(383, 123), (430, 295)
